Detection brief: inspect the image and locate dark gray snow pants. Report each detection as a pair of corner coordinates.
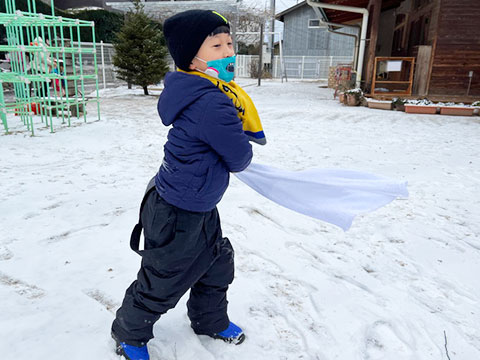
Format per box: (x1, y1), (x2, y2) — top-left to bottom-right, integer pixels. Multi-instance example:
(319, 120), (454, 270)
(111, 181), (234, 346)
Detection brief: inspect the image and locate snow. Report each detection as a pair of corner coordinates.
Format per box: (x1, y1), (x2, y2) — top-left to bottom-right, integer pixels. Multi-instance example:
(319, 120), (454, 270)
(366, 98), (393, 104)
(406, 99), (480, 108)
(65, 7), (105, 12)
(1, 80), (480, 360)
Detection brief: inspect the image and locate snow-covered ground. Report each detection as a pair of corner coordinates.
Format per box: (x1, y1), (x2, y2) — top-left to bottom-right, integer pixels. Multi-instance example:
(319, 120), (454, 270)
(1, 80), (479, 360)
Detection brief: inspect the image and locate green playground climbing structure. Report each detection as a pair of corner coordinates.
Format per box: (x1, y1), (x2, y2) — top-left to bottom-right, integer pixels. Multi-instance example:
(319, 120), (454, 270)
(0, 0), (101, 135)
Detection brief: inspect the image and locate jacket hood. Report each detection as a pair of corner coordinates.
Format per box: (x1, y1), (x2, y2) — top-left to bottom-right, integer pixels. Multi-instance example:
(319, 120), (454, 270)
(158, 71), (219, 126)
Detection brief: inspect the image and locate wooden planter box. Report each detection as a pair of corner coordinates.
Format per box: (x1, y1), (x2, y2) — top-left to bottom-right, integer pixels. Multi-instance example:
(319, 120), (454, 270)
(338, 93), (346, 104)
(439, 106), (475, 116)
(404, 104), (438, 114)
(367, 100), (393, 110)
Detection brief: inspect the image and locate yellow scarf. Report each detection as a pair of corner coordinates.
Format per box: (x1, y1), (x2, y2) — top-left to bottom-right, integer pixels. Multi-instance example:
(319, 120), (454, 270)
(178, 69), (266, 145)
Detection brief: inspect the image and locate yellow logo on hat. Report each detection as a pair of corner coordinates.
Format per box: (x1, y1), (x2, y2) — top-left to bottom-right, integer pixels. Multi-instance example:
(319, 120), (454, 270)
(212, 11), (228, 24)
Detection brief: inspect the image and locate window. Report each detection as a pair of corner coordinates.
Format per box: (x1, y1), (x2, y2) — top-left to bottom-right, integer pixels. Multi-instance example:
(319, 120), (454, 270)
(395, 14), (406, 27)
(393, 28), (404, 52)
(407, 14), (430, 52)
(393, 13), (408, 55)
(308, 19), (321, 28)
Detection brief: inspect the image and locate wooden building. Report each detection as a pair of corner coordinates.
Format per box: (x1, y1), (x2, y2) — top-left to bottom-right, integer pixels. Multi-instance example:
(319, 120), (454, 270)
(276, 1), (356, 57)
(309, 0), (480, 98)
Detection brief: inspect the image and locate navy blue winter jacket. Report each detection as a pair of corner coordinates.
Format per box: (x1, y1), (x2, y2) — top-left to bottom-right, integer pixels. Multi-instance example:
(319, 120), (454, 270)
(155, 71), (253, 212)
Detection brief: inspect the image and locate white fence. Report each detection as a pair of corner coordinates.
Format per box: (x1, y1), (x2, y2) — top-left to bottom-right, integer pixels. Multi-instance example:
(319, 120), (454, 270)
(72, 41), (124, 90)
(236, 55), (354, 80)
(81, 41), (354, 88)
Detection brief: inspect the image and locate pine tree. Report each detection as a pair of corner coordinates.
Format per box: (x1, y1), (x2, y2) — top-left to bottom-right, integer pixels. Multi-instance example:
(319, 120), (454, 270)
(113, 0), (169, 95)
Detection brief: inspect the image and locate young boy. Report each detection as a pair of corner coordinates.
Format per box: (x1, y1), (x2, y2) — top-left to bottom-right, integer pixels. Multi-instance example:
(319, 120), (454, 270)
(51, 59), (65, 96)
(111, 10), (254, 360)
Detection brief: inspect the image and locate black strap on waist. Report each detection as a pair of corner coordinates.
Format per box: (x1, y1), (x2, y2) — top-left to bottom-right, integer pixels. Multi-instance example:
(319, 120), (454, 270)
(130, 177), (157, 255)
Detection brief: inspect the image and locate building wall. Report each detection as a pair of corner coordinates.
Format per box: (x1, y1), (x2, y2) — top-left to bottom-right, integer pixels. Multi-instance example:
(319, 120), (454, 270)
(283, 5), (356, 57)
(388, 0), (439, 56)
(376, 8), (395, 56)
(428, 0), (480, 96)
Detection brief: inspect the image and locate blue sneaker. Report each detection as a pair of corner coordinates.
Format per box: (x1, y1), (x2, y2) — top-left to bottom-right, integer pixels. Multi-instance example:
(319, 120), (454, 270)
(211, 322), (245, 345)
(112, 333), (149, 360)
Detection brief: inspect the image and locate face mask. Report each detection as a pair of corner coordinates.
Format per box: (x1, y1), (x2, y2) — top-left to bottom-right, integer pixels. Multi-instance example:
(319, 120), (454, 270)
(195, 55), (236, 83)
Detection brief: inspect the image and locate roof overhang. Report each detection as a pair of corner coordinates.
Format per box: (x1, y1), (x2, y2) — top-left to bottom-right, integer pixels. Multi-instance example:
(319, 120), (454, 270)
(277, 0), (404, 24)
(313, 0), (404, 23)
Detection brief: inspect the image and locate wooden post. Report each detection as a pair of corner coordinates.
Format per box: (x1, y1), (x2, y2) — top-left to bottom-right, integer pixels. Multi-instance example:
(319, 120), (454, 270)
(413, 45), (432, 95)
(365, 0), (382, 92)
(258, 22), (264, 87)
(371, 57), (378, 96)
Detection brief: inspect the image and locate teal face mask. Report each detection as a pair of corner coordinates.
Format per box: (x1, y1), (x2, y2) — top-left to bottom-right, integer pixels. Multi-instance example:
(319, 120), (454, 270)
(196, 55), (236, 83)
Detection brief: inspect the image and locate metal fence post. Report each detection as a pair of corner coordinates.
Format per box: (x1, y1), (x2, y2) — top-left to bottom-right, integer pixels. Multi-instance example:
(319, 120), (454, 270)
(301, 56), (305, 80)
(100, 40), (106, 89)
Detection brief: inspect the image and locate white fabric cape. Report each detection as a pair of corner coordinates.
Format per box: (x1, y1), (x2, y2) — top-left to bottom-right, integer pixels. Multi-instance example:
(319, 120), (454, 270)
(234, 163), (409, 231)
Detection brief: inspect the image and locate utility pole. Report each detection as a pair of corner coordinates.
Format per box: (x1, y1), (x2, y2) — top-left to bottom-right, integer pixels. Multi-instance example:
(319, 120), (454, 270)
(258, 22), (264, 86)
(232, 2), (238, 54)
(270, 0), (275, 69)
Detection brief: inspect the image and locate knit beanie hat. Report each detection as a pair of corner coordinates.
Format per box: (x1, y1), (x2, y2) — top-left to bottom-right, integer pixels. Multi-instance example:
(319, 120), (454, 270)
(163, 10), (230, 71)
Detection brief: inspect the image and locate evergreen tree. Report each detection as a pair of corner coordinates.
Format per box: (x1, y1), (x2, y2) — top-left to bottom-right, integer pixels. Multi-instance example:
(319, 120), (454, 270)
(113, 0), (169, 95)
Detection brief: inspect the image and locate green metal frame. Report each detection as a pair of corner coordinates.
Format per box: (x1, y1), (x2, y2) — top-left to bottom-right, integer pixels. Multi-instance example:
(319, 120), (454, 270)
(0, 0), (101, 135)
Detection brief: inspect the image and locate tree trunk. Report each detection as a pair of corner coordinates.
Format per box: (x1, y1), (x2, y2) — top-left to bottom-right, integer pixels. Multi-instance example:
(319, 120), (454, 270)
(143, 86), (149, 95)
